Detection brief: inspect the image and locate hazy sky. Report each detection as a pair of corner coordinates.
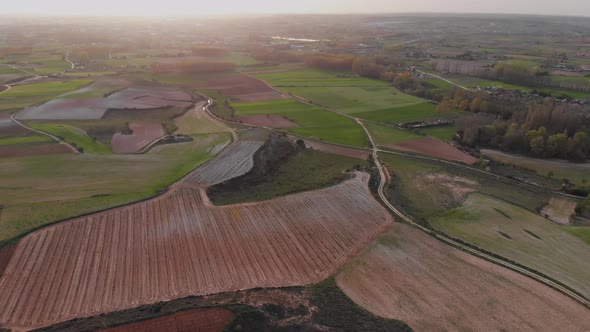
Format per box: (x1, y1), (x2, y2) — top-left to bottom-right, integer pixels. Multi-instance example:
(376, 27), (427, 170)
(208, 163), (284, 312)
(3, 0), (589, 17)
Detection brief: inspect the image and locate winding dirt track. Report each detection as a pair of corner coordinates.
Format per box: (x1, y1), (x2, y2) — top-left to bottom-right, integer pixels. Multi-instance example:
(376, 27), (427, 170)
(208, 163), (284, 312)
(0, 153), (391, 331)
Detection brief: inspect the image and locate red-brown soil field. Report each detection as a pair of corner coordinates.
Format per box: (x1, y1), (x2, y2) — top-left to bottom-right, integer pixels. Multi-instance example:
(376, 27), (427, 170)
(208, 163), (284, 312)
(238, 114), (298, 128)
(196, 74), (283, 101)
(0, 245), (16, 279)
(181, 141), (263, 185)
(386, 136), (478, 164)
(294, 137), (371, 160)
(111, 122), (166, 154)
(337, 223), (590, 331)
(0, 171), (391, 330)
(101, 308), (234, 332)
(0, 143), (72, 158)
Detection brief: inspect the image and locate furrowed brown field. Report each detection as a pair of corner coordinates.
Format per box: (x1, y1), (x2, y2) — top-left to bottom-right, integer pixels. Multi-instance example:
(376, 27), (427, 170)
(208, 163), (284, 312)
(0, 171), (391, 330)
(111, 122), (166, 154)
(102, 308), (234, 332)
(386, 136), (478, 164)
(337, 223), (590, 331)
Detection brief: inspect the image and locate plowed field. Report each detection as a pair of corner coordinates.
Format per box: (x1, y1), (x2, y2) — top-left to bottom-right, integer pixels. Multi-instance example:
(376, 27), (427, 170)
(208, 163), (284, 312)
(196, 74), (283, 101)
(102, 308), (234, 332)
(0, 172), (391, 330)
(0, 245), (16, 279)
(181, 141), (263, 185)
(337, 223), (590, 331)
(386, 136), (477, 164)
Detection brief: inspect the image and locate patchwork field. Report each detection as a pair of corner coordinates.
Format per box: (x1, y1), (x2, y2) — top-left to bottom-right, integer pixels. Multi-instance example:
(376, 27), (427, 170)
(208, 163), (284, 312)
(253, 69), (449, 124)
(232, 99), (367, 147)
(111, 122), (165, 154)
(0, 79), (93, 111)
(102, 308), (234, 332)
(27, 123), (111, 153)
(430, 193), (590, 298)
(174, 101), (233, 135)
(337, 223), (590, 331)
(195, 73), (285, 101)
(0, 133), (231, 241)
(16, 86), (192, 120)
(0, 172), (392, 329)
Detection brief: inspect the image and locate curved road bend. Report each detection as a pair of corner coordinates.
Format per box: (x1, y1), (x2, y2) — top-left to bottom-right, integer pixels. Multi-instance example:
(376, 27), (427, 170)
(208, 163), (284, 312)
(213, 73), (590, 307)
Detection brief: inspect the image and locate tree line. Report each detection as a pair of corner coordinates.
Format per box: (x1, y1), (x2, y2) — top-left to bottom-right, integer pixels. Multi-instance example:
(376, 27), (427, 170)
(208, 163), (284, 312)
(446, 88), (590, 160)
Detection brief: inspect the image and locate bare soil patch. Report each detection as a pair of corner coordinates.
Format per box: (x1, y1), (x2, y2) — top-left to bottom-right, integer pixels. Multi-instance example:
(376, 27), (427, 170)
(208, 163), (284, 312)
(238, 114), (298, 128)
(101, 308), (234, 332)
(387, 136), (478, 164)
(111, 122), (165, 154)
(0, 143), (72, 158)
(414, 172), (478, 202)
(337, 223), (590, 332)
(541, 198), (578, 225)
(0, 172), (391, 330)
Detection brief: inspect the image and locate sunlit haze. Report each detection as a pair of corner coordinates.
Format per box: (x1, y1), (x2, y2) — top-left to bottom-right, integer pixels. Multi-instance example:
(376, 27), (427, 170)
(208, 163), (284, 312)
(2, 0), (590, 17)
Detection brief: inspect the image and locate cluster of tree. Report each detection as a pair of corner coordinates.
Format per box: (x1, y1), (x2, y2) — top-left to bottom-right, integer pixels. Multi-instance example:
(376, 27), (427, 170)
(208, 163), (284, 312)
(492, 63), (551, 87)
(457, 99), (590, 160)
(191, 46), (229, 56)
(150, 60), (235, 74)
(436, 88), (495, 114)
(305, 54), (355, 70)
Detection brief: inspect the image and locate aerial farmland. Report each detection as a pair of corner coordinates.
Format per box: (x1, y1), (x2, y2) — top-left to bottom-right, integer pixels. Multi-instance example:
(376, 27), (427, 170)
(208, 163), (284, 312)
(0, 9), (590, 332)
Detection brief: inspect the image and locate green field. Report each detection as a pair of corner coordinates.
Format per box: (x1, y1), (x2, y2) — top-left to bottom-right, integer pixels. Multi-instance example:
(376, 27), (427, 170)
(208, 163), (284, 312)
(0, 135), (53, 146)
(210, 148), (367, 205)
(0, 79), (93, 111)
(232, 99), (367, 147)
(418, 125), (458, 141)
(0, 132), (230, 242)
(27, 123), (111, 153)
(255, 69), (388, 87)
(284, 86), (425, 115)
(363, 121), (421, 145)
(353, 102), (445, 123)
(431, 193), (590, 299)
(481, 149), (590, 185)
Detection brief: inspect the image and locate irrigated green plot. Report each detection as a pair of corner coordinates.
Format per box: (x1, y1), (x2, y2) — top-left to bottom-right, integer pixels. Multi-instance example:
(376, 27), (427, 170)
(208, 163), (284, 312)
(353, 102), (442, 123)
(430, 193), (590, 299)
(0, 132), (230, 242)
(232, 99), (367, 147)
(364, 121), (421, 145)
